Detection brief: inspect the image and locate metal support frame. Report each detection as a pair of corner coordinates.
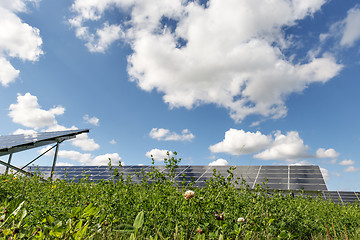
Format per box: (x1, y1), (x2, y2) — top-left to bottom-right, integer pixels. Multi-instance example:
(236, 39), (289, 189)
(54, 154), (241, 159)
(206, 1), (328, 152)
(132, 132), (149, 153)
(0, 129), (89, 181)
(1, 159), (34, 177)
(50, 142), (60, 180)
(5, 153), (12, 175)
(2, 139), (64, 181)
(20, 144), (58, 171)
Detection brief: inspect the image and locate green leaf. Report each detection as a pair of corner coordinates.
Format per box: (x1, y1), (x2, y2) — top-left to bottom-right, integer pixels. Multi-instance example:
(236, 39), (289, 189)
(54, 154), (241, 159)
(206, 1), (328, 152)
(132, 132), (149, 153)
(74, 222), (88, 240)
(75, 219), (83, 231)
(268, 218), (275, 225)
(3, 229), (12, 236)
(46, 215), (55, 225)
(50, 228), (65, 238)
(71, 207), (82, 217)
(133, 211), (144, 229)
(17, 208), (27, 228)
(82, 203), (99, 219)
(117, 224), (135, 233)
(66, 218), (72, 230)
(130, 233), (135, 240)
(12, 200), (25, 216)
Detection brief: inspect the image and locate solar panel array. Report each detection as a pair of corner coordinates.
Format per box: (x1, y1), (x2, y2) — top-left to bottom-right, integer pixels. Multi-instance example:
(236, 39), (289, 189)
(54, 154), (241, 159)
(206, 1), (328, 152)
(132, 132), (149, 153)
(25, 165), (327, 191)
(12, 165), (359, 204)
(0, 129), (89, 156)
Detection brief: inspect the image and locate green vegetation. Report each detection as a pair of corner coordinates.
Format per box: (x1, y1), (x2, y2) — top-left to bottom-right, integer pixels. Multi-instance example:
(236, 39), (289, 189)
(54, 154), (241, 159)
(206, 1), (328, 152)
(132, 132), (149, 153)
(1, 152), (360, 239)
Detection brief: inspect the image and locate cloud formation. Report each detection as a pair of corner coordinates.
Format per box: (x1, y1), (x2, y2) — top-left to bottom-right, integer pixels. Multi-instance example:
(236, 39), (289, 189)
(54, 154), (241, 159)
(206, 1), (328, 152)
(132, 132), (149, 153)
(149, 128), (194, 141)
(316, 148), (339, 159)
(39, 147), (122, 166)
(69, 0), (342, 122)
(13, 128), (37, 135)
(56, 162), (74, 167)
(320, 167), (329, 181)
(320, 5), (360, 49)
(339, 159), (355, 166)
(343, 166), (359, 173)
(39, 145), (122, 166)
(9, 93), (65, 129)
(210, 129), (338, 162)
(0, 0), (43, 86)
(145, 148), (173, 162)
(208, 158), (228, 166)
(57, 150), (122, 166)
(254, 131), (312, 161)
(209, 129), (272, 155)
(340, 6), (360, 47)
(71, 133), (100, 151)
(83, 114), (99, 126)
(8, 92), (100, 153)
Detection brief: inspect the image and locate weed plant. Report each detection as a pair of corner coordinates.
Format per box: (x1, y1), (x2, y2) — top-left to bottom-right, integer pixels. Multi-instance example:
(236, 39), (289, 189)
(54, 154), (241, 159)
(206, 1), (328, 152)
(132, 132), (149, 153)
(0, 152), (360, 239)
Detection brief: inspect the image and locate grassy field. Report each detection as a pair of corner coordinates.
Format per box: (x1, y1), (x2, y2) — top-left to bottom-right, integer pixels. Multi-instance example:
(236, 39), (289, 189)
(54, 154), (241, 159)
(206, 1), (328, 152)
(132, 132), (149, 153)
(1, 154), (360, 239)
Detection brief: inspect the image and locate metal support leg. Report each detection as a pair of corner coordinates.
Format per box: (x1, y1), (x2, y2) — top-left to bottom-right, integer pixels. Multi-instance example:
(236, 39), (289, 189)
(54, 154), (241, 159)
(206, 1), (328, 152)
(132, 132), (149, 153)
(50, 142), (60, 180)
(5, 153), (13, 175)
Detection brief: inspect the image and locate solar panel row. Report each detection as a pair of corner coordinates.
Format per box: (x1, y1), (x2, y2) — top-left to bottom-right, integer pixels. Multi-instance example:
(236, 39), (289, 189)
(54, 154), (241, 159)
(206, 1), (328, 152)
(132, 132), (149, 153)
(1, 165), (352, 204)
(322, 191), (360, 204)
(25, 165), (327, 191)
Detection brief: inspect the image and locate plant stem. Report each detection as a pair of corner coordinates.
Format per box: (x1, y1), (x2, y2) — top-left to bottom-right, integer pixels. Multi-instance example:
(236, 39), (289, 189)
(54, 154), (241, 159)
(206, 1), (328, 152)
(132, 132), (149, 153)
(185, 199), (191, 239)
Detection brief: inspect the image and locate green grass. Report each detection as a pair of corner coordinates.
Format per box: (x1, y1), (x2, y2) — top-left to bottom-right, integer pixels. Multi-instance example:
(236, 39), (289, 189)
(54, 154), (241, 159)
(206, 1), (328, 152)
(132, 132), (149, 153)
(1, 154), (360, 239)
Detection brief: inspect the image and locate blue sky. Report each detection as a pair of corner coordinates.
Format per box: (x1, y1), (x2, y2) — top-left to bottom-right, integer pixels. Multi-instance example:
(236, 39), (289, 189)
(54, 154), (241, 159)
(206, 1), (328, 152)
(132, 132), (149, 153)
(0, 0), (360, 191)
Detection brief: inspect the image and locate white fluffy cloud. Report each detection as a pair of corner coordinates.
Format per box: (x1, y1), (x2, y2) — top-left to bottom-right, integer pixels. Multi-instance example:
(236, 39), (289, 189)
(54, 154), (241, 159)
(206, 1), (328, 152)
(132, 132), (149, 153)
(343, 166), (359, 173)
(38, 146), (124, 166)
(56, 162), (74, 167)
(320, 167), (329, 181)
(0, 0), (40, 12)
(45, 124), (78, 132)
(321, 5), (360, 49)
(254, 131), (312, 161)
(8, 93), (100, 152)
(340, 6), (360, 47)
(0, 57), (20, 86)
(316, 148), (339, 159)
(291, 160), (312, 166)
(209, 158), (228, 166)
(209, 129), (272, 155)
(339, 159), (355, 166)
(69, 0), (342, 122)
(83, 114), (99, 126)
(210, 129), (338, 162)
(149, 128), (194, 141)
(145, 148), (173, 162)
(13, 128), (37, 136)
(57, 150), (122, 166)
(86, 23), (123, 53)
(92, 153), (122, 166)
(71, 133), (100, 151)
(9, 93), (65, 129)
(0, 1), (43, 86)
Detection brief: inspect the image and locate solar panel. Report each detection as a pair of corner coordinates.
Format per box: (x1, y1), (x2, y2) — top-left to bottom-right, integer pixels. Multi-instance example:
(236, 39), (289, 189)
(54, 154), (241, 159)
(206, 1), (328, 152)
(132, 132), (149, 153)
(0, 129), (89, 157)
